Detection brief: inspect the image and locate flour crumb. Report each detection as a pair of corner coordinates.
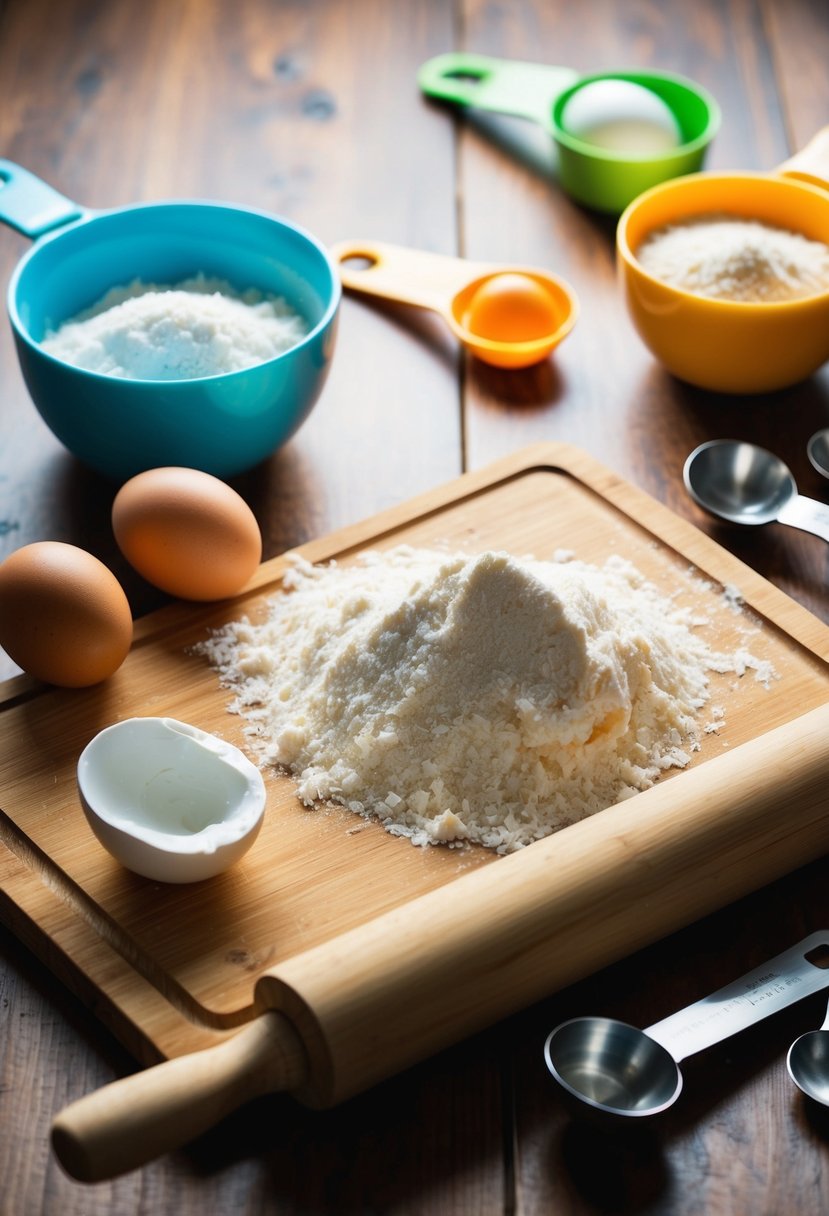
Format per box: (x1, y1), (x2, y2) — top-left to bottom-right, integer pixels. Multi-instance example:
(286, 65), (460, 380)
(723, 583), (745, 611)
(197, 546), (774, 853)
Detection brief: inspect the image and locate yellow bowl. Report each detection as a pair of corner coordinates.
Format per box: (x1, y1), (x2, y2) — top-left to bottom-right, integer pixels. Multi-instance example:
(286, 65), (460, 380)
(617, 167), (829, 394)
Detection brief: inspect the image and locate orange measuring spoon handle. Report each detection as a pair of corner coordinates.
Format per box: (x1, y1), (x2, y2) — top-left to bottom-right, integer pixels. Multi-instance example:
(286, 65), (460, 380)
(329, 239), (480, 316)
(330, 239), (578, 370)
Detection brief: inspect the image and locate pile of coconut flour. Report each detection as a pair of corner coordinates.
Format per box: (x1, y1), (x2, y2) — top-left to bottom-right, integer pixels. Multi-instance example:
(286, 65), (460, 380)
(41, 273), (308, 379)
(197, 546), (774, 853)
(636, 214), (829, 303)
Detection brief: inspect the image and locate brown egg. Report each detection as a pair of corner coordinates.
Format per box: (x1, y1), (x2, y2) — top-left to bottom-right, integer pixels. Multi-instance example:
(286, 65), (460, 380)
(112, 467), (262, 601)
(0, 542), (133, 687)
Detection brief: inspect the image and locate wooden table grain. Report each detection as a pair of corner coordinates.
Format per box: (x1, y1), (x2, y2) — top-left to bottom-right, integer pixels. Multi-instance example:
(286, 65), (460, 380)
(2, 0), (829, 1211)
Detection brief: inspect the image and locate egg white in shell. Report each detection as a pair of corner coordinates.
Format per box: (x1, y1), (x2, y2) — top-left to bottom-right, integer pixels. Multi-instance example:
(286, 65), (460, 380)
(77, 717), (266, 882)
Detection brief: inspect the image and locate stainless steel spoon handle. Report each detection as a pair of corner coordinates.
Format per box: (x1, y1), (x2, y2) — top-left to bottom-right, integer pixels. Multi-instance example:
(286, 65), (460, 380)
(820, 998), (829, 1033)
(777, 495), (829, 543)
(645, 931), (829, 1064)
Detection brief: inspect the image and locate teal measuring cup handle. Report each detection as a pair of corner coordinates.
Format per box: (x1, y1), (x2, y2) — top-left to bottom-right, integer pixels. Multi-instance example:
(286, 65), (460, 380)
(418, 52), (579, 128)
(0, 160), (86, 239)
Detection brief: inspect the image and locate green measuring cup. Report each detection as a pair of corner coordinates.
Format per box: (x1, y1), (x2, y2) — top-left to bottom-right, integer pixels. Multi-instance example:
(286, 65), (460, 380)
(418, 53), (720, 214)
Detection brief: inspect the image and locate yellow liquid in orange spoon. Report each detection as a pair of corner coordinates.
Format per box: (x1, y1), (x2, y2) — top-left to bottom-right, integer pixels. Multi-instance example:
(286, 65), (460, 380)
(464, 273), (561, 343)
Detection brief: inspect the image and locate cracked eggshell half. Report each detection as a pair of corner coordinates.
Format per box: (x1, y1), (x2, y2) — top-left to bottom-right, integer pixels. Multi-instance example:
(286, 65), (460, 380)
(77, 717), (266, 882)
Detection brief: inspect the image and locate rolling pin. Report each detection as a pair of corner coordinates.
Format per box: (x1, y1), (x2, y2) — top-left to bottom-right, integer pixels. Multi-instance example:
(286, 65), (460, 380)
(52, 700), (829, 1182)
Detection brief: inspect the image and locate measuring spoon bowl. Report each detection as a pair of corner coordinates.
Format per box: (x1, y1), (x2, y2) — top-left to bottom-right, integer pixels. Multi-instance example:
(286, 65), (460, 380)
(807, 428), (829, 479)
(545, 931), (829, 1120)
(683, 439), (829, 543)
(331, 239), (578, 369)
(787, 997), (829, 1105)
(544, 1016), (681, 1118)
(788, 1034), (829, 1105)
(418, 54), (719, 214)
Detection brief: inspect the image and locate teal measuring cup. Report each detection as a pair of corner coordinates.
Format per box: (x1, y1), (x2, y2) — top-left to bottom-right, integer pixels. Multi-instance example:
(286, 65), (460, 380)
(418, 53), (720, 214)
(0, 162), (340, 481)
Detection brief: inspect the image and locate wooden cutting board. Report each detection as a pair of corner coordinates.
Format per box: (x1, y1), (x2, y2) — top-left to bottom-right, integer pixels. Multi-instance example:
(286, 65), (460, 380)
(3, 442), (829, 1100)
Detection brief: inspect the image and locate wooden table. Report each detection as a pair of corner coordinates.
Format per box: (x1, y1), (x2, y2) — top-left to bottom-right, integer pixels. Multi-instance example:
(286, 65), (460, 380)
(2, 0), (829, 1211)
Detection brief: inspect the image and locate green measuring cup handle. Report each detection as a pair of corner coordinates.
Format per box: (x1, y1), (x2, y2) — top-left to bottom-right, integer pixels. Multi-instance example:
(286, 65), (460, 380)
(418, 52), (579, 129)
(0, 160), (86, 240)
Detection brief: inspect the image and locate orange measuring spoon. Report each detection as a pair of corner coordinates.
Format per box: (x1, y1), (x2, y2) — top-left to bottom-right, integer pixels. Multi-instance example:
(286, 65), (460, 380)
(330, 240), (578, 369)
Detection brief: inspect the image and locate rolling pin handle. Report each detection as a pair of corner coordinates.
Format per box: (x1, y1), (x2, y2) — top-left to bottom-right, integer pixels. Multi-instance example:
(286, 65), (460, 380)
(50, 1010), (307, 1183)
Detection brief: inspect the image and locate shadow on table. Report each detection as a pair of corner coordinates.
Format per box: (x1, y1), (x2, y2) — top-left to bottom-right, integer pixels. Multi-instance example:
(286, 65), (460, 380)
(467, 351), (569, 411)
(556, 1120), (669, 1212)
(463, 111), (559, 184)
(461, 111), (621, 244)
(178, 1021), (511, 1210)
(337, 289), (461, 373)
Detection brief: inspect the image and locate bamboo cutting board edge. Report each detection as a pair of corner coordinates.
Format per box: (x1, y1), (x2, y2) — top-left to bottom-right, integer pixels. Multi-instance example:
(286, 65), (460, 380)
(2, 441), (829, 1070)
(0, 820), (241, 1063)
(136, 440), (829, 663)
(0, 839), (233, 1064)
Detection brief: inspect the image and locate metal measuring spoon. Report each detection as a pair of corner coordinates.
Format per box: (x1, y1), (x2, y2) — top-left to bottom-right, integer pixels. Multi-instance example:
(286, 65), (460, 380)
(787, 996), (829, 1105)
(807, 429), (829, 481)
(684, 439), (829, 543)
(544, 931), (829, 1119)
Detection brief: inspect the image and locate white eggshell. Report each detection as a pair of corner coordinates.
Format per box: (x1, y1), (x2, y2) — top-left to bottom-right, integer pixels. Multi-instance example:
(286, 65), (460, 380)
(77, 717), (266, 882)
(561, 80), (682, 153)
